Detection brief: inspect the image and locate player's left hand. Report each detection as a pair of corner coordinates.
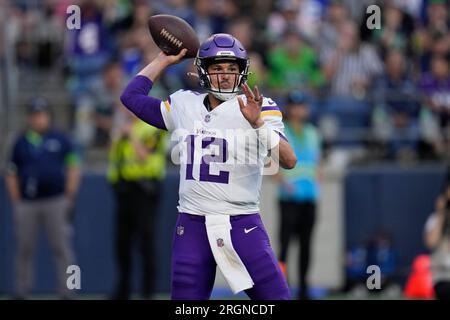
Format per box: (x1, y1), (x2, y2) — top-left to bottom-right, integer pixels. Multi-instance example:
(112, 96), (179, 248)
(238, 83), (264, 129)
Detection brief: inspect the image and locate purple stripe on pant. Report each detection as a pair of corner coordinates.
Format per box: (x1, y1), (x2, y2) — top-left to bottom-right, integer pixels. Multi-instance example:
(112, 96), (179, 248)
(171, 212), (291, 300)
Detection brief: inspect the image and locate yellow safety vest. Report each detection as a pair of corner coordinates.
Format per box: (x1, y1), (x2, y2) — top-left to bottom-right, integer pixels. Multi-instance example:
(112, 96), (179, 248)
(108, 120), (167, 183)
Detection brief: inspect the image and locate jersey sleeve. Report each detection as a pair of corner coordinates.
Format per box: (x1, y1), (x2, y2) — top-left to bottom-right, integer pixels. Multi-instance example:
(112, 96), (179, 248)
(260, 97), (287, 141)
(160, 90), (184, 132)
(61, 134), (80, 167)
(120, 75), (167, 130)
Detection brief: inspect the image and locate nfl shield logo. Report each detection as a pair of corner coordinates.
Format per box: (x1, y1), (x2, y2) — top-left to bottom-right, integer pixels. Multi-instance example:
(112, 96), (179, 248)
(205, 114), (211, 122)
(177, 226), (184, 236)
(216, 238), (224, 248)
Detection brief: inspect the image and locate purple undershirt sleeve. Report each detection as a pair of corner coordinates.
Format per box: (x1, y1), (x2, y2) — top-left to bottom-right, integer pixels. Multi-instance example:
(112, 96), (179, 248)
(120, 75), (167, 130)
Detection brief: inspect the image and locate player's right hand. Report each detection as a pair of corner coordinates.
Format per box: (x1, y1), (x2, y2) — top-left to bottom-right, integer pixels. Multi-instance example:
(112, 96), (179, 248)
(238, 83), (264, 129)
(156, 48), (187, 67)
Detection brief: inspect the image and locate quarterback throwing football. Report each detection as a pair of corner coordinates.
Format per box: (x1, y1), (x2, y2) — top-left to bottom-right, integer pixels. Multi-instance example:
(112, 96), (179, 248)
(120, 33), (297, 300)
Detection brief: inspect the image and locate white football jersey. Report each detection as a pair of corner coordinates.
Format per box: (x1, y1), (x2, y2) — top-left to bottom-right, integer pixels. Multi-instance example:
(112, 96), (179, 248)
(160, 89), (284, 216)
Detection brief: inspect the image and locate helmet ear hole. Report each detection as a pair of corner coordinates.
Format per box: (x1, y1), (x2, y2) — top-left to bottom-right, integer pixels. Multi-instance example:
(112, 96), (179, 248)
(236, 60), (248, 73)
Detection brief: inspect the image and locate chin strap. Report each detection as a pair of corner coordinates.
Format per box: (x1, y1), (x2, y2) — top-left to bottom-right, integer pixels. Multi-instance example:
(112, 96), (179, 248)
(212, 91), (238, 101)
(187, 71), (243, 101)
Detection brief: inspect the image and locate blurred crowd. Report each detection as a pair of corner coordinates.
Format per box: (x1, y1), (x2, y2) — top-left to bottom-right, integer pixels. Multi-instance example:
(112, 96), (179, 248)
(1, 0), (450, 163)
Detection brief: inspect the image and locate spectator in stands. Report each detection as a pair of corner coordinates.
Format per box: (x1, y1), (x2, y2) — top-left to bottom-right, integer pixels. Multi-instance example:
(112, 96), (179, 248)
(119, 1), (160, 81)
(373, 49), (421, 160)
(342, 242), (369, 295)
(266, 0), (323, 43)
(65, 0), (114, 148)
(424, 0), (449, 37)
(153, 0), (195, 25)
(416, 30), (450, 75)
(12, 0), (65, 69)
(266, 0), (299, 41)
(217, 0), (240, 27)
(108, 110), (167, 300)
(318, 0), (349, 51)
(415, 0), (449, 72)
(268, 29), (324, 96)
(342, 231), (399, 297)
(227, 18), (267, 89)
(344, 0), (379, 24)
(320, 20), (383, 144)
(5, 97), (80, 299)
(424, 181), (450, 300)
(321, 20), (383, 98)
(419, 54), (450, 157)
(366, 231), (398, 292)
(371, 2), (414, 58)
(227, 17), (253, 51)
(275, 91), (322, 300)
(191, 0), (225, 42)
(90, 61), (125, 148)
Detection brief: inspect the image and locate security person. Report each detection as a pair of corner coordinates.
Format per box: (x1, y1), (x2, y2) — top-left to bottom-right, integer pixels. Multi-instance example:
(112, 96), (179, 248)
(5, 97), (81, 299)
(108, 111), (167, 300)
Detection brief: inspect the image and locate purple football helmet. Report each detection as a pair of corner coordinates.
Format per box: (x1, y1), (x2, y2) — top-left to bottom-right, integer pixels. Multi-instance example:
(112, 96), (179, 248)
(194, 33), (250, 101)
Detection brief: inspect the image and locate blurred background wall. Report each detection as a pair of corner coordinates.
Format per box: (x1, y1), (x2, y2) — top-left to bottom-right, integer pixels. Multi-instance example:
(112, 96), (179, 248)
(1, 165), (447, 296)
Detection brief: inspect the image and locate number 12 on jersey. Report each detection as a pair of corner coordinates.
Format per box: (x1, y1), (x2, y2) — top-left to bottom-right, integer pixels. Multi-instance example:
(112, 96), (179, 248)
(184, 135), (229, 184)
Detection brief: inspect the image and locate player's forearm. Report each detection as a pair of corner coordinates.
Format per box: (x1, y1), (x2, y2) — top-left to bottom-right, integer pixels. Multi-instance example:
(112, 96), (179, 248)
(277, 139), (297, 169)
(137, 50), (186, 81)
(120, 76), (167, 130)
(138, 56), (170, 82)
(254, 120), (296, 169)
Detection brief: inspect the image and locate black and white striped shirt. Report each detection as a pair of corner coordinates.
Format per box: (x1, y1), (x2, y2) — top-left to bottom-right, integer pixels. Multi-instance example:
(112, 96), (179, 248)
(321, 44), (383, 96)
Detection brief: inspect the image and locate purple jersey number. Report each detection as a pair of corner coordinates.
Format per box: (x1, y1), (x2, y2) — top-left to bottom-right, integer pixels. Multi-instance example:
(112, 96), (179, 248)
(185, 135), (229, 184)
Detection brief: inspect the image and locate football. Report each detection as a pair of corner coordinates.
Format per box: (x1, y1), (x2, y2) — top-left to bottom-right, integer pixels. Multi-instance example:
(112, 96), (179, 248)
(148, 14), (200, 58)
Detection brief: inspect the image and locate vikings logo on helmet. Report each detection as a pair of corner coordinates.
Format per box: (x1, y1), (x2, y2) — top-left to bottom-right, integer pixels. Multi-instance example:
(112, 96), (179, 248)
(194, 34), (250, 101)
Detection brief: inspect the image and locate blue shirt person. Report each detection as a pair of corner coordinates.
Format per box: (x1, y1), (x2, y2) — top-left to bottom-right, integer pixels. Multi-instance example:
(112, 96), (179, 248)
(276, 91), (322, 300)
(5, 98), (81, 299)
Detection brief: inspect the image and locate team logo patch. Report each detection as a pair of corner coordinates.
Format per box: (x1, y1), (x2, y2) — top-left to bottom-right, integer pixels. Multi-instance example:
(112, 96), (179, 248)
(176, 226), (184, 236)
(216, 238), (224, 248)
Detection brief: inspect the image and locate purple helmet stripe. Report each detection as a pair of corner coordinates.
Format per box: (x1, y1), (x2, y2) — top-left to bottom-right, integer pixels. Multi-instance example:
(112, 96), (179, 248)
(197, 33), (247, 59)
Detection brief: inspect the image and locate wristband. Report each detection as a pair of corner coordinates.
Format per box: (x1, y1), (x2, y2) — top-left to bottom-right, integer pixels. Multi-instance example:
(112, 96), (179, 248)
(255, 122), (281, 150)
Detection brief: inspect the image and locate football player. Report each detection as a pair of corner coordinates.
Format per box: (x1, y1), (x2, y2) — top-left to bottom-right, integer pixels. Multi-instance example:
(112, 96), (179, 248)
(120, 33), (297, 299)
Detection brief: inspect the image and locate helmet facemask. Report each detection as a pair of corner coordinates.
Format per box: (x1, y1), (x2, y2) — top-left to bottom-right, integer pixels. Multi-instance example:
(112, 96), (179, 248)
(195, 56), (250, 101)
